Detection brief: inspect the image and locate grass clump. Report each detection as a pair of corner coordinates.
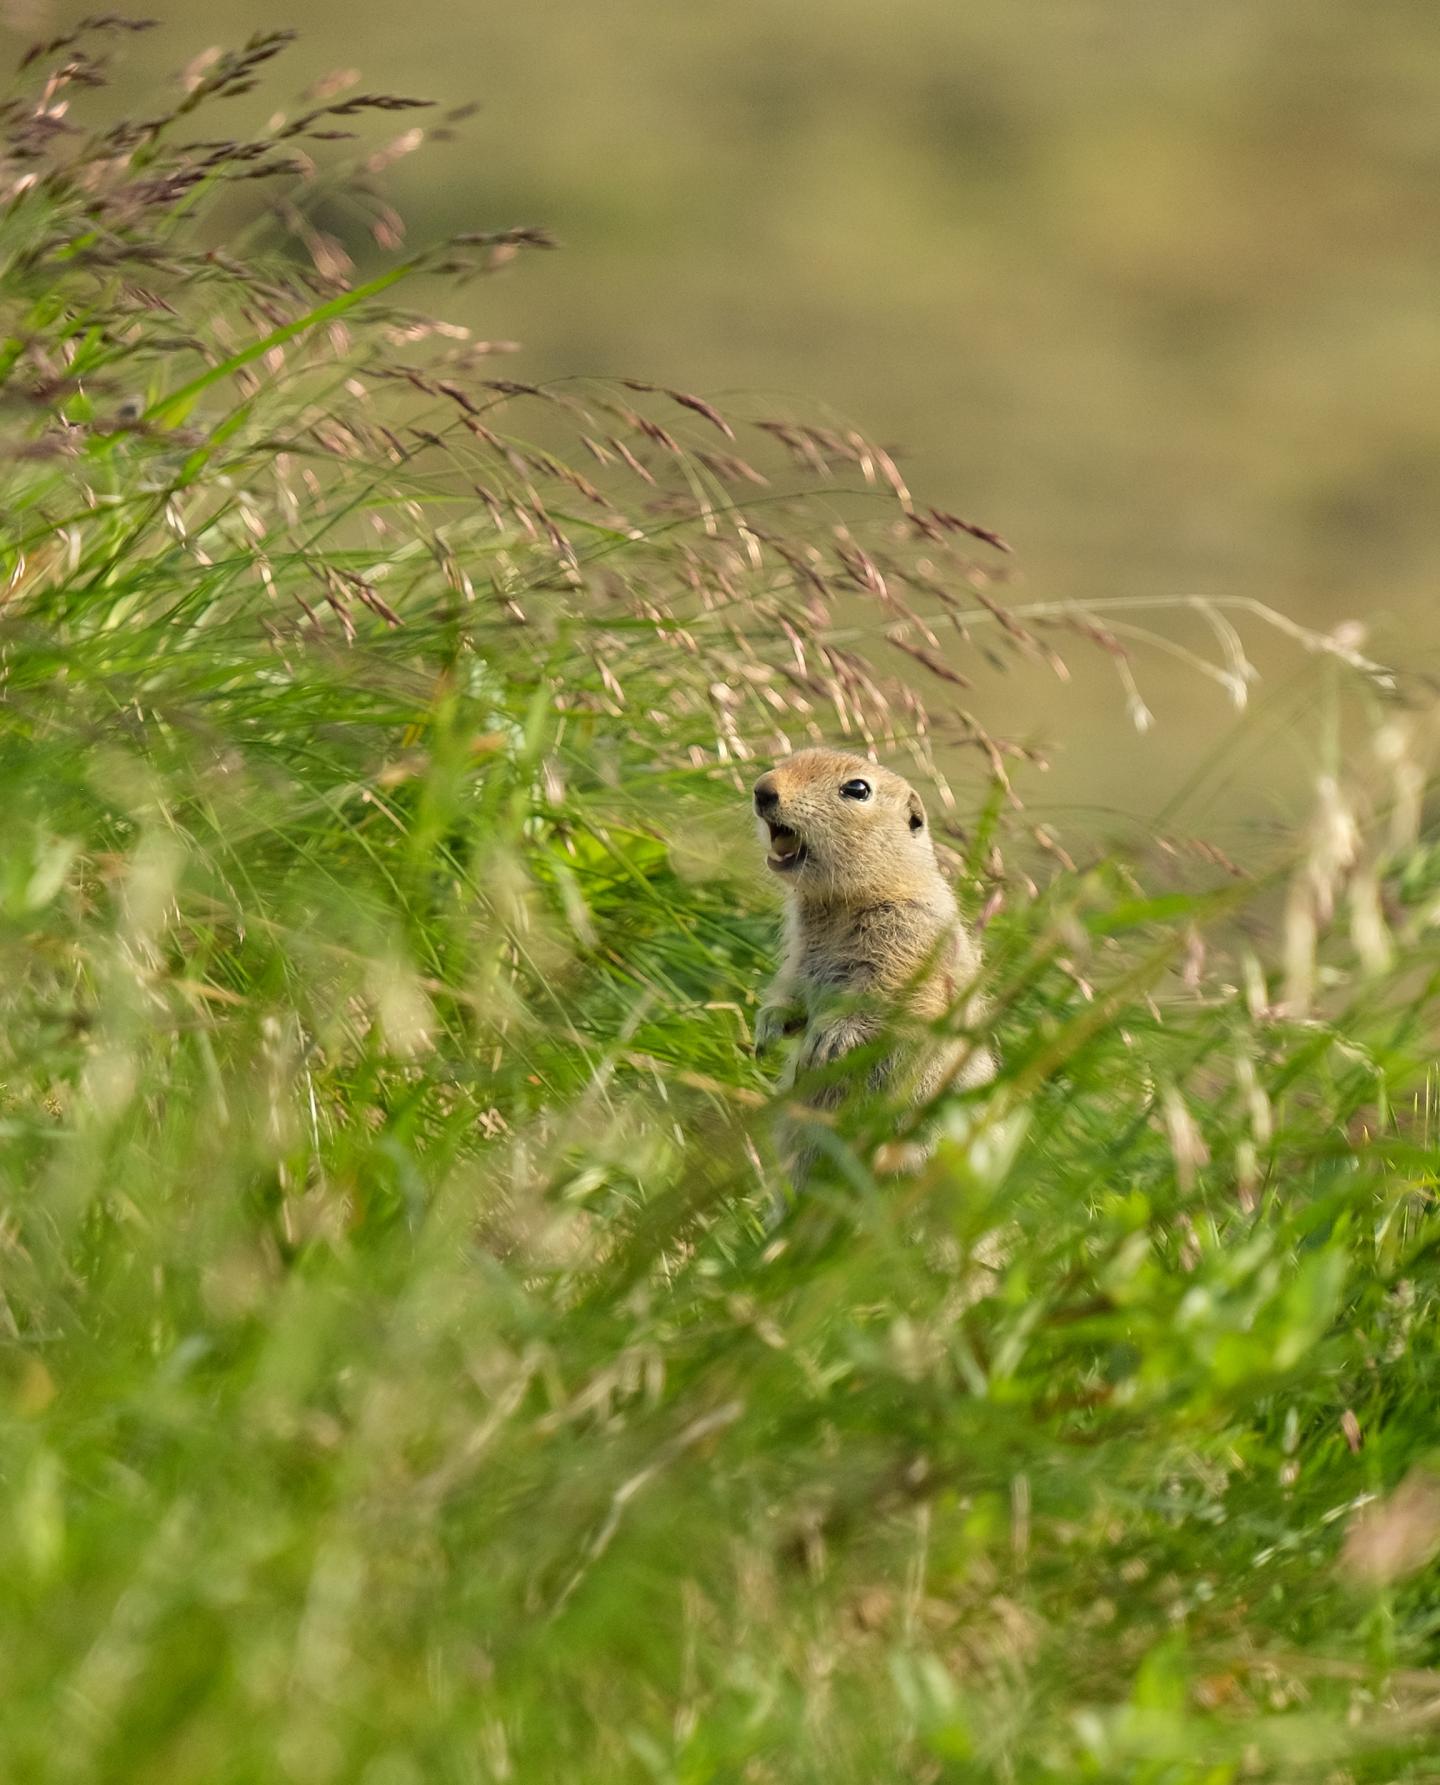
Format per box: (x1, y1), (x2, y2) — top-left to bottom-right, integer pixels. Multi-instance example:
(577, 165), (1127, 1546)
(1, 23), (1439, 1785)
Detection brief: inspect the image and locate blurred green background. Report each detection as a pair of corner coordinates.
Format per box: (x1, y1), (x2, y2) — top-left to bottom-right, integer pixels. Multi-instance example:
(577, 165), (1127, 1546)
(12, 0), (1440, 833)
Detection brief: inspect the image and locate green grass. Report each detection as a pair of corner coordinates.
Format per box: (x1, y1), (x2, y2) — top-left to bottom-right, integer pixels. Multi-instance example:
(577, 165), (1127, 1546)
(2, 26), (1440, 1784)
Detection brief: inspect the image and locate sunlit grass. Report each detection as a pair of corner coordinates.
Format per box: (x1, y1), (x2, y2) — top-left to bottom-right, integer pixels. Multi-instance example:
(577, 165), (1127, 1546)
(1, 25), (1439, 1785)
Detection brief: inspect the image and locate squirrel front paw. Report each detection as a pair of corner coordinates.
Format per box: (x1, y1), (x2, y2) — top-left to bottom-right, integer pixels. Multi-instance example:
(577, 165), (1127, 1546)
(754, 1002), (804, 1059)
(797, 1016), (874, 1075)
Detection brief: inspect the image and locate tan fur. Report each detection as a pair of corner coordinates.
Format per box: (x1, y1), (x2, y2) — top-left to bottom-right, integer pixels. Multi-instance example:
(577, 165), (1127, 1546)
(752, 748), (992, 1181)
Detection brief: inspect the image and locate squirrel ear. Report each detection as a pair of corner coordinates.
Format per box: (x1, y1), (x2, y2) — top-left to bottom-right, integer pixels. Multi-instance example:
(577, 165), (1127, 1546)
(907, 789), (926, 833)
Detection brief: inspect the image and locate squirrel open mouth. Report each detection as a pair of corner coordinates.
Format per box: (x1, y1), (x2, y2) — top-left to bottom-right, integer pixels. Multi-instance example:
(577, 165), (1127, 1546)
(765, 820), (808, 873)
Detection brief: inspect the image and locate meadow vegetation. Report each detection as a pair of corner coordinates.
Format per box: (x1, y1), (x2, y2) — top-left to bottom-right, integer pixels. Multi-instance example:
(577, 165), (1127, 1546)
(1, 25), (1439, 1783)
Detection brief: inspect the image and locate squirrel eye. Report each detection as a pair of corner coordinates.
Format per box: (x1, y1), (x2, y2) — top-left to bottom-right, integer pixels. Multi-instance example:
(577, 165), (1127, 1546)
(839, 778), (872, 801)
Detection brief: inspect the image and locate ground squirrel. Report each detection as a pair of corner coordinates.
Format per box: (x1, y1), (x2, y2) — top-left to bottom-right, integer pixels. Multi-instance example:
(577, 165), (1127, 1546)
(752, 747), (993, 1180)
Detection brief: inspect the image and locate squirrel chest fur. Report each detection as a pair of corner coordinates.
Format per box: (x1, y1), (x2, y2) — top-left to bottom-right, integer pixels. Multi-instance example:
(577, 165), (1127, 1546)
(752, 748), (991, 1175)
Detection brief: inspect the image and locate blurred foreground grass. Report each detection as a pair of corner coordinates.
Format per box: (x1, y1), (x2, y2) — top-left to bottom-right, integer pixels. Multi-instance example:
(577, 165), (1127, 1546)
(2, 27), (1440, 1784)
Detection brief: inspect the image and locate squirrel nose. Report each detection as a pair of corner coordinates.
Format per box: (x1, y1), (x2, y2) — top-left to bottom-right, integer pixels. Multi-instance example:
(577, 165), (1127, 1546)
(753, 774), (779, 815)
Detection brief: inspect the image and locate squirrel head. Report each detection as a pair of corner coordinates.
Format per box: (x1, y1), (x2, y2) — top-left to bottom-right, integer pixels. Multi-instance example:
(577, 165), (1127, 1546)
(752, 748), (937, 903)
